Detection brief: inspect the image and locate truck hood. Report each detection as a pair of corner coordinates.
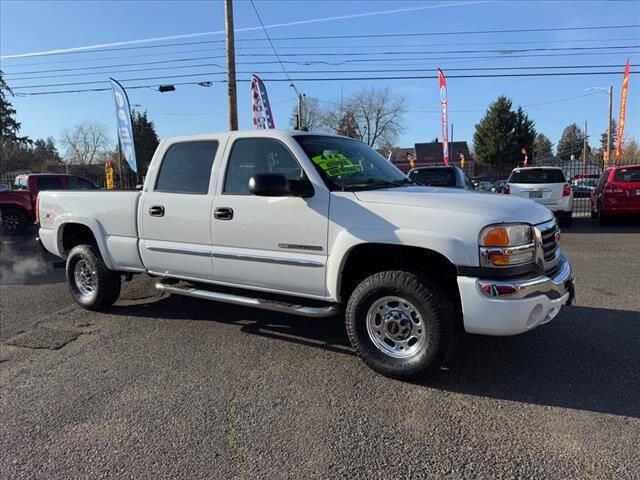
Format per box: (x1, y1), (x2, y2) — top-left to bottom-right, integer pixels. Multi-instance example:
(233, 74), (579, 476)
(353, 186), (553, 225)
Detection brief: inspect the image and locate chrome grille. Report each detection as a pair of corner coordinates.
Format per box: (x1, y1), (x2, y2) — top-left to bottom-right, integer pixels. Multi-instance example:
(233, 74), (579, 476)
(539, 222), (560, 272)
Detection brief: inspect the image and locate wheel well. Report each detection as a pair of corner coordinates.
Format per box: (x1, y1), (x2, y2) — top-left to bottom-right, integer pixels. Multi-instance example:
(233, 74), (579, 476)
(339, 243), (462, 320)
(1, 204), (28, 215)
(61, 223), (97, 255)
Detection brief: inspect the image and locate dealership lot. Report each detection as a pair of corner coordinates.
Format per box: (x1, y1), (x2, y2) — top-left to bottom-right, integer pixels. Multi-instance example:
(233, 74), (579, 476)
(1, 221), (639, 479)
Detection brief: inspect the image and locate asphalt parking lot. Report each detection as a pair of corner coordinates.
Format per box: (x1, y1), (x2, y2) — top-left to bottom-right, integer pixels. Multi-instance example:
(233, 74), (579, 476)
(1, 220), (639, 479)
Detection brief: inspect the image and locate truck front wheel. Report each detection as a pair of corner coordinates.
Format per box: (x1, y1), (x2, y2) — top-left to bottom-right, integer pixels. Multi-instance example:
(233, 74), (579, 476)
(66, 244), (121, 311)
(345, 270), (455, 380)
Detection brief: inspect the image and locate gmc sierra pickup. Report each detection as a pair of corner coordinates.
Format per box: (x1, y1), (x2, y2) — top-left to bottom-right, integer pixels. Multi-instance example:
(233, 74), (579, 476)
(38, 130), (574, 379)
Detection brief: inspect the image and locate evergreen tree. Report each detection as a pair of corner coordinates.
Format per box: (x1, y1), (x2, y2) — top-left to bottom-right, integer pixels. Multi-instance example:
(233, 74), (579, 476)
(599, 118), (618, 155)
(0, 71), (31, 173)
(533, 133), (553, 158)
(473, 96), (519, 172)
(514, 106), (536, 162)
(557, 124), (589, 161)
(131, 110), (160, 176)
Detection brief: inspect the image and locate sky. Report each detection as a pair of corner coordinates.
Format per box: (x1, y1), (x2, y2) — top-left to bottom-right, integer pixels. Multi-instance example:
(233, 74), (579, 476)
(1, 0), (639, 156)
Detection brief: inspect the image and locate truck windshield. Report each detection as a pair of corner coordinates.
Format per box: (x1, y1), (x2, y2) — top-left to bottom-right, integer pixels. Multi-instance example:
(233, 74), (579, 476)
(294, 135), (411, 191)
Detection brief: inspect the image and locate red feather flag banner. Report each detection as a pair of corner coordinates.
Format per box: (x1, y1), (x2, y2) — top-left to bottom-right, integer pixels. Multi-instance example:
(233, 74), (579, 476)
(615, 58), (631, 160)
(437, 68), (450, 166)
(251, 74), (275, 129)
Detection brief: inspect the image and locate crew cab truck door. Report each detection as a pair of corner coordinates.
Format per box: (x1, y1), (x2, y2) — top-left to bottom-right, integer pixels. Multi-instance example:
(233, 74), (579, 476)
(211, 135), (329, 297)
(138, 139), (221, 280)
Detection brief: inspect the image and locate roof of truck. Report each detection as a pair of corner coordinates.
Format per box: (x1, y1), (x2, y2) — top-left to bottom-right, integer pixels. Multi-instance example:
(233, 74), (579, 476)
(163, 129), (352, 144)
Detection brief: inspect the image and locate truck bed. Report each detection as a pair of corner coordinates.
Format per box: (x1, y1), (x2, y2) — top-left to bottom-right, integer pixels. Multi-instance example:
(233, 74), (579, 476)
(38, 190), (144, 272)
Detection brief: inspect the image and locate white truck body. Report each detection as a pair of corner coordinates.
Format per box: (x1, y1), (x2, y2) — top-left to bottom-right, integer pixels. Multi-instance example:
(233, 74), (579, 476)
(38, 130), (574, 343)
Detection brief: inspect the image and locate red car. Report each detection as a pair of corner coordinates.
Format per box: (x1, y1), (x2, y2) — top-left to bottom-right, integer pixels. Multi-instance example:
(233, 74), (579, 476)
(0, 173), (98, 236)
(591, 165), (640, 224)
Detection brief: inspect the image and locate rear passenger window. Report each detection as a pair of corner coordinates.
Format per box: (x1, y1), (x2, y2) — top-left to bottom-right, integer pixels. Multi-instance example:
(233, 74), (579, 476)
(68, 177), (97, 189)
(36, 177), (64, 191)
(155, 141), (218, 194)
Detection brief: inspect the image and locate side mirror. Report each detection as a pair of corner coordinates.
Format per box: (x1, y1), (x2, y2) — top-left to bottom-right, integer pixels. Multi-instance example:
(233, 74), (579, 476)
(249, 173), (314, 198)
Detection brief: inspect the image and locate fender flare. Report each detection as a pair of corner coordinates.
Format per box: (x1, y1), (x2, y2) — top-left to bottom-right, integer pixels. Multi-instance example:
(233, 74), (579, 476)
(53, 214), (116, 270)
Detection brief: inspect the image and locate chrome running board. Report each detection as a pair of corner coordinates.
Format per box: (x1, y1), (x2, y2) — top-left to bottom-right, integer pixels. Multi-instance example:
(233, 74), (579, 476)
(155, 279), (339, 318)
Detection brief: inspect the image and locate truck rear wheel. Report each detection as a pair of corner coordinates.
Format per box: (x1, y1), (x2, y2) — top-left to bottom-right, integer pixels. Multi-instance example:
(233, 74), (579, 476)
(345, 270), (455, 380)
(1, 206), (28, 236)
(66, 244), (121, 311)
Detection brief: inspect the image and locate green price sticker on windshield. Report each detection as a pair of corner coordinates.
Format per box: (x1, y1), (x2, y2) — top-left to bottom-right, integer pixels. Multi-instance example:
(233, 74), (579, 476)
(311, 153), (363, 177)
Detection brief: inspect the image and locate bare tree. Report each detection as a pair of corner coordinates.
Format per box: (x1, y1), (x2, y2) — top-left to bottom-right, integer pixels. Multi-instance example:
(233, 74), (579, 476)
(323, 87), (406, 148)
(288, 97), (325, 132)
(60, 121), (110, 165)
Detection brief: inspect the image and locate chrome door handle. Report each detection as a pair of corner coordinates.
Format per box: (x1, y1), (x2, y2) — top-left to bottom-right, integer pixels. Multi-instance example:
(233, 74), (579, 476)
(149, 205), (165, 217)
(214, 207), (233, 220)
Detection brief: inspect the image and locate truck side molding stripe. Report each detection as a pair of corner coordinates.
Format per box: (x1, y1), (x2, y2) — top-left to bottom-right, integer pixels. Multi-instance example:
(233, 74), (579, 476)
(145, 245), (323, 268)
(212, 252), (324, 268)
(145, 245), (211, 257)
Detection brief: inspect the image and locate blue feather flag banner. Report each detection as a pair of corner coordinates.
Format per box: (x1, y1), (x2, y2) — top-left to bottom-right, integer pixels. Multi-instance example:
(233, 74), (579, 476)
(109, 78), (137, 173)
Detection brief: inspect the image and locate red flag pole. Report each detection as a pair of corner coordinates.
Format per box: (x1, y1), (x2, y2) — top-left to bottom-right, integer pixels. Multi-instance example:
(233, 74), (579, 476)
(615, 58), (631, 161)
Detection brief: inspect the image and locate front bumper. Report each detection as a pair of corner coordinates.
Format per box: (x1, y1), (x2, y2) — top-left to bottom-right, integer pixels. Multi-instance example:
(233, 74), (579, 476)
(457, 254), (574, 336)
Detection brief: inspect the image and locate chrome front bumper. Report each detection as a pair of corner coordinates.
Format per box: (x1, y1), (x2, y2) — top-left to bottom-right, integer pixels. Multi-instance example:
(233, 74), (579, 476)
(478, 254), (574, 302)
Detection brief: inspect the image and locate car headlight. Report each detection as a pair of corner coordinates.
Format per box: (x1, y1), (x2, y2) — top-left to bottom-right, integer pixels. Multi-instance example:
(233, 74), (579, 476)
(479, 224), (534, 267)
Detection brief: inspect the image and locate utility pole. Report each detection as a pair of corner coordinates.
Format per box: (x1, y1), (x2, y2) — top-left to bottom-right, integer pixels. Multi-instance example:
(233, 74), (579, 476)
(607, 85), (613, 166)
(583, 120), (588, 175)
(224, 0), (238, 131)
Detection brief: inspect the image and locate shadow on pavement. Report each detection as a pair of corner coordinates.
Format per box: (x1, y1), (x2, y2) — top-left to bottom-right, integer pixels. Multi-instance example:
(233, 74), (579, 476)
(563, 217), (640, 234)
(109, 293), (353, 356)
(108, 292), (640, 418)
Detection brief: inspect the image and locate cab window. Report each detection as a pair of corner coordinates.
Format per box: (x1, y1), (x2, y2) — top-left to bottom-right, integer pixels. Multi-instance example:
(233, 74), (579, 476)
(68, 177), (98, 189)
(224, 138), (304, 195)
(155, 141), (219, 194)
(36, 177), (64, 191)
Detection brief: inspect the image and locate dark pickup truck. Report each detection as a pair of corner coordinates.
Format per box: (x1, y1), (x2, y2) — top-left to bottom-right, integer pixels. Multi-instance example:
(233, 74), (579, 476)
(0, 173), (97, 236)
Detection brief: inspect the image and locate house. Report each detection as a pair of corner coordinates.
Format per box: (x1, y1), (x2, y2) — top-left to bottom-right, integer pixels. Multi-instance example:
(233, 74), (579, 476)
(411, 141), (475, 176)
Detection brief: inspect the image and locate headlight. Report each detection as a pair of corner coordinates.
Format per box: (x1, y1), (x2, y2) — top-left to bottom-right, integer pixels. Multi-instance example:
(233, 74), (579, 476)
(479, 224), (534, 267)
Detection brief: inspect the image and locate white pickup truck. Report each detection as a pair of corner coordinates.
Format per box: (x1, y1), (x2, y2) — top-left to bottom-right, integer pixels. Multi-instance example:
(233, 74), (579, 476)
(38, 130), (574, 379)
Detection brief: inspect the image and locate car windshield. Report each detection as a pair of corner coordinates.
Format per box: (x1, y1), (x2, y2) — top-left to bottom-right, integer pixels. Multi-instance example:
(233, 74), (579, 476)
(294, 135), (411, 191)
(409, 168), (457, 187)
(613, 166), (640, 182)
(508, 168), (566, 184)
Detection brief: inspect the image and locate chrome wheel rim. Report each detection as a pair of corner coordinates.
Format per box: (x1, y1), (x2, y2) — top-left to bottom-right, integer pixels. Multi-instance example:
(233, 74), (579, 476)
(73, 259), (97, 297)
(366, 296), (426, 358)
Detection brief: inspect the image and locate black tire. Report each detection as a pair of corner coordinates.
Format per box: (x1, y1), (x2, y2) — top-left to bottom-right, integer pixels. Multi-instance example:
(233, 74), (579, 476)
(560, 215), (573, 228)
(597, 203), (609, 226)
(66, 244), (121, 311)
(345, 270), (455, 380)
(1, 206), (28, 236)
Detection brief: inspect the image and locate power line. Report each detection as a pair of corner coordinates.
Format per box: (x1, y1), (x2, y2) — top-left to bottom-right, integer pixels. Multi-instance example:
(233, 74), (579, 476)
(4, 36), (637, 69)
(248, 0), (294, 86)
(13, 70), (637, 95)
(5, 45), (638, 77)
(2, 24), (638, 60)
(7, 63), (639, 83)
(249, 24), (640, 42)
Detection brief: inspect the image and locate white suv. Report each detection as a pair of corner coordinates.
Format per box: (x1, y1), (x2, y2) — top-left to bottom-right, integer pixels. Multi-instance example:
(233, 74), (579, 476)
(504, 167), (573, 226)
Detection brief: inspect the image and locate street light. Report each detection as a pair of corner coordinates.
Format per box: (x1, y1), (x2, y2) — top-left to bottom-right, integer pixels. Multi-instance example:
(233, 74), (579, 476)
(289, 82), (305, 130)
(585, 86), (613, 166)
